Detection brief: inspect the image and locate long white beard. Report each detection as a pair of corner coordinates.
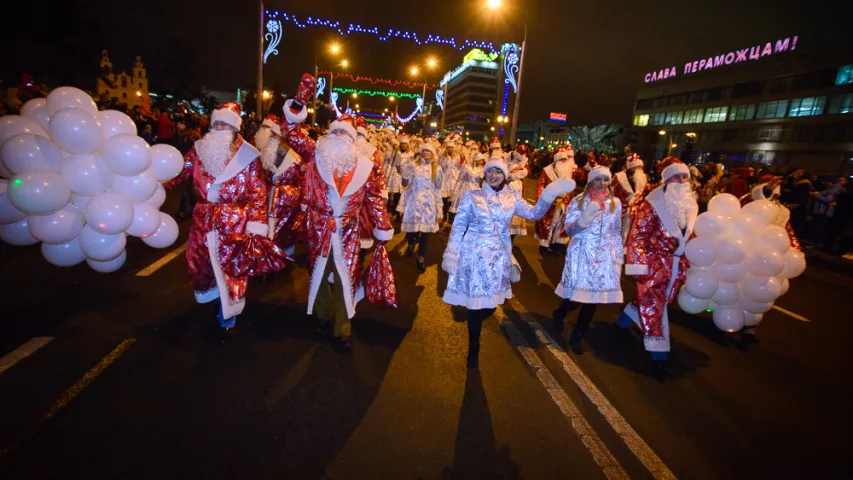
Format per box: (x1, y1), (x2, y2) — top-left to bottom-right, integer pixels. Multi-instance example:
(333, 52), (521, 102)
(664, 182), (697, 230)
(316, 134), (356, 177)
(554, 160), (574, 179)
(261, 138), (281, 173)
(631, 169), (648, 194)
(197, 130), (234, 176)
(254, 127), (272, 151)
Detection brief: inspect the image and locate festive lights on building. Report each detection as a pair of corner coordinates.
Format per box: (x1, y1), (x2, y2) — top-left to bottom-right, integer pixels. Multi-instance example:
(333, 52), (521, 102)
(332, 87), (422, 99)
(264, 10), (498, 53)
(318, 71), (438, 90)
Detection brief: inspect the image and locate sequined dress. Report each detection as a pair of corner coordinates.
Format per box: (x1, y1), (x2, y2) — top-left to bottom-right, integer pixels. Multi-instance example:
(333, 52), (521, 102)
(449, 163), (483, 213)
(439, 153), (461, 198)
(397, 160), (443, 233)
(386, 151), (411, 193)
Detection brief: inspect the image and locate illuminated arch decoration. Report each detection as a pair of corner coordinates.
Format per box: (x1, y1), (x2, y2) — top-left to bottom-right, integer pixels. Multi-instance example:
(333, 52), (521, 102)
(330, 92), (344, 118)
(332, 87), (421, 99)
(263, 19), (283, 64)
(435, 89), (444, 110)
(399, 97), (424, 124)
(265, 9), (497, 53)
(319, 71), (440, 90)
(502, 43), (520, 93)
(316, 77), (326, 97)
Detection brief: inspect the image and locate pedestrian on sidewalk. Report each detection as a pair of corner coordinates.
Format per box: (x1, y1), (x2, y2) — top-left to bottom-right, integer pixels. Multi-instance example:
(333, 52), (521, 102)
(442, 157), (575, 368)
(552, 166), (624, 354)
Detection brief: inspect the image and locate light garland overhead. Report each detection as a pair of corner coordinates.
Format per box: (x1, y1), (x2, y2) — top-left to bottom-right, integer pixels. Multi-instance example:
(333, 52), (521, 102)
(332, 87), (421, 99)
(319, 71), (439, 90)
(265, 10), (497, 53)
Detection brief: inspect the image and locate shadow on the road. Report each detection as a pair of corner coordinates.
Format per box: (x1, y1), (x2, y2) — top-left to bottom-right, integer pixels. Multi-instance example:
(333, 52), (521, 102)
(440, 369), (520, 480)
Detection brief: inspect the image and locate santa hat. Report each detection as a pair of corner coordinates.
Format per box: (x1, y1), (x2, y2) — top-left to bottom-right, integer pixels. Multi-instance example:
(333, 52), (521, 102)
(328, 114), (357, 141)
(587, 165), (611, 184)
(489, 137), (501, 150)
(626, 154), (643, 170)
(354, 116), (368, 138)
(262, 114), (281, 136)
(484, 156), (509, 179)
(211, 102), (242, 130)
(659, 157), (690, 181)
(554, 151), (569, 162)
(760, 173), (776, 184)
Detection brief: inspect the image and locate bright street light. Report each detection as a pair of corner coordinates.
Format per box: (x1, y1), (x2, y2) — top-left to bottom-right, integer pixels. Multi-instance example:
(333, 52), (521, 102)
(490, 126), (495, 131)
(352, 93), (357, 98)
(389, 96), (396, 102)
(262, 90), (271, 100)
(658, 130), (667, 136)
(384, 108), (388, 112)
(330, 43), (341, 54)
(355, 104), (359, 109)
(427, 58), (437, 68)
(486, 0), (502, 9)
(671, 143), (678, 149)
(410, 66), (419, 75)
(341, 59), (349, 68)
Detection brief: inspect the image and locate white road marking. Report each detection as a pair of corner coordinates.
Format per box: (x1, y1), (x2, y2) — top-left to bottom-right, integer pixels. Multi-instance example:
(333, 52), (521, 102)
(136, 242), (188, 277)
(771, 305), (810, 322)
(505, 297), (677, 480)
(0, 337), (54, 374)
(497, 307), (629, 480)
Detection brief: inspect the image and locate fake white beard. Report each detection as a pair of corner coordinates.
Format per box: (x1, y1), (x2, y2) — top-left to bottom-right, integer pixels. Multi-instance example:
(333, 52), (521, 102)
(631, 169), (648, 193)
(664, 182), (697, 230)
(554, 160), (575, 179)
(254, 127), (272, 151)
(260, 137), (281, 173)
(197, 130), (234, 176)
(316, 133), (356, 177)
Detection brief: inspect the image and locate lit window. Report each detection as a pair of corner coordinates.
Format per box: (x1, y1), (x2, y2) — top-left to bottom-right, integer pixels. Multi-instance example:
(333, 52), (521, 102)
(670, 111), (684, 125)
(836, 65), (853, 86)
(788, 96), (826, 117)
(828, 93), (853, 114)
(703, 106), (728, 123)
(652, 113), (666, 125)
(729, 104), (756, 121)
(684, 109), (704, 124)
(633, 114), (649, 127)
(756, 100), (789, 119)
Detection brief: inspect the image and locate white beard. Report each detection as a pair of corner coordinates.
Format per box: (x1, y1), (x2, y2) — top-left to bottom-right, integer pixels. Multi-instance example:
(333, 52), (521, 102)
(316, 134), (356, 177)
(254, 127), (272, 151)
(554, 160), (575, 179)
(631, 169), (648, 194)
(197, 130), (234, 176)
(664, 182), (697, 230)
(260, 137), (281, 173)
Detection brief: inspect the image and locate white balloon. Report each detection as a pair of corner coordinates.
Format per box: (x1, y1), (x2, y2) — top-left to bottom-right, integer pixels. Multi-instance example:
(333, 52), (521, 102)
(758, 225), (791, 254)
(87, 249), (127, 273)
(779, 250), (806, 279)
(48, 108), (103, 154)
(111, 170), (157, 202)
(740, 274), (782, 303)
(743, 311), (763, 327)
(742, 200), (776, 226)
(707, 300), (719, 312)
(713, 305), (745, 332)
(20, 98), (51, 131)
(126, 202), (160, 237)
(142, 213), (179, 248)
(145, 183), (167, 208)
(62, 154), (112, 196)
(28, 205), (85, 244)
(0, 217), (38, 245)
(739, 294), (773, 314)
(148, 144), (184, 182)
(677, 286), (710, 314)
(1, 134), (63, 174)
(0, 115), (50, 151)
(7, 169), (71, 215)
(778, 278), (790, 296)
(746, 248), (785, 277)
(711, 281), (740, 305)
(713, 262), (745, 283)
(0, 179), (27, 224)
(0, 160), (10, 179)
(46, 86), (97, 116)
(688, 264), (713, 275)
(101, 134), (151, 176)
(41, 237), (87, 267)
(78, 225), (126, 261)
(707, 193), (741, 218)
(71, 193), (92, 210)
(685, 237), (716, 267)
(83, 192), (134, 234)
(714, 235), (748, 265)
(98, 110), (137, 139)
(729, 211), (761, 236)
(686, 270), (718, 299)
(693, 212), (730, 239)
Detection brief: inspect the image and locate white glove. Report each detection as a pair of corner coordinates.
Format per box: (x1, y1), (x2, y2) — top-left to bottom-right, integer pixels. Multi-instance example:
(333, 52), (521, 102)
(442, 257), (456, 274)
(540, 178), (577, 204)
(578, 201), (602, 228)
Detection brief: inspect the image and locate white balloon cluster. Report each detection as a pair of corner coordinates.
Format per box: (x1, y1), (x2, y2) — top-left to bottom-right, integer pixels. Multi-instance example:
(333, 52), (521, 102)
(679, 193), (806, 332)
(0, 87), (185, 272)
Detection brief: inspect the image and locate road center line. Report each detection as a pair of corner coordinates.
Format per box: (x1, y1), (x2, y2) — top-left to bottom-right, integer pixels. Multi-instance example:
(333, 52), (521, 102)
(771, 305), (810, 322)
(506, 297), (677, 480)
(136, 242), (188, 277)
(0, 337), (54, 374)
(498, 308), (629, 480)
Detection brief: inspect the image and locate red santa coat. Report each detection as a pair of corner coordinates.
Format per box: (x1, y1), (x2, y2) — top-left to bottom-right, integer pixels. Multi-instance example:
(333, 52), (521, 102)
(534, 163), (573, 247)
(167, 139), (284, 319)
(356, 139), (387, 250)
(739, 184), (802, 252)
(283, 125), (394, 319)
(267, 145), (305, 255)
(612, 171), (650, 242)
(623, 185), (697, 353)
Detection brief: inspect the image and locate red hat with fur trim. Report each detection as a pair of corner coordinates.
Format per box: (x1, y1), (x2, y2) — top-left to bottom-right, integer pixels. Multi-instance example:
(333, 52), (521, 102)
(211, 102), (242, 130)
(329, 114), (357, 141)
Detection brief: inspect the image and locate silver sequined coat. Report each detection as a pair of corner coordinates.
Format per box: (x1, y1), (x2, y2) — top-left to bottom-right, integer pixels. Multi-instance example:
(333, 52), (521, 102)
(397, 159), (443, 233)
(439, 153), (461, 198)
(449, 163), (483, 213)
(555, 194), (624, 303)
(443, 183), (552, 309)
(386, 151), (411, 193)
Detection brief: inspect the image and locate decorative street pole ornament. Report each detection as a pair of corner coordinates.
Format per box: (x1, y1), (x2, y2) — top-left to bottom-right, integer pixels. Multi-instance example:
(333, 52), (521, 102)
(330, 92), (344, 118)
(316, 77), (326, 97)
(400, 97), (424, 124)
(264, 19), (283, 64)
(503, 43), (520, 93)
(435, 89), (444, 111)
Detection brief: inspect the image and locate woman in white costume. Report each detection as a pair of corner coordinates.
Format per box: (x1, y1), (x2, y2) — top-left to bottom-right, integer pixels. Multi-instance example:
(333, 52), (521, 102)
(507, 147), (530, 239)
(449, 152), (486, 214)
(438, 141), (461, 227)
(386, 136), (412, 215)
(398, 143), (443, 271)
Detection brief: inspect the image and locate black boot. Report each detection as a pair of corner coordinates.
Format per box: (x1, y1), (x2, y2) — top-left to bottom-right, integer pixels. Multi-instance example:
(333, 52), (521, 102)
(569, 332), (584, 355)
(551, 309), (565, 335)
(417, 256), (426, 272)
(332, 336), (353, 353)
(568, 304), (596, 355)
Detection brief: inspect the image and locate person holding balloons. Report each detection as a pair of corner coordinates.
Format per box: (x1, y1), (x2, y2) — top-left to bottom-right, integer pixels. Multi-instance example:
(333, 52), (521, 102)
(616, 157), (698, 374)
(165, 102), (289, 341)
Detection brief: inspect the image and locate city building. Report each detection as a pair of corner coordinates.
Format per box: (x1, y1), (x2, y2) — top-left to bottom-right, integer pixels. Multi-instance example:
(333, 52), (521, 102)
(439, 44), (520, 142)
(630, 37), (853, 174)
(97, 50), (149, 109)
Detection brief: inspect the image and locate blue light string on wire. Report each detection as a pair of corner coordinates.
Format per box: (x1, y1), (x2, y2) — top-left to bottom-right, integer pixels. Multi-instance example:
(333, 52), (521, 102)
(265, 10), (498, 53)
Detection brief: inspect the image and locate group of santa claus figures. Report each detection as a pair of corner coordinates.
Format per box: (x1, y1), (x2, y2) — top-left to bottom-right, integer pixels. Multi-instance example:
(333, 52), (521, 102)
(170, 73), (800, 372)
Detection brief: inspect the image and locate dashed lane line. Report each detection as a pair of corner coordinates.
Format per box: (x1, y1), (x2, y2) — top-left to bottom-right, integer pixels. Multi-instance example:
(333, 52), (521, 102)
(771, 305), (810, 322)
(506, 297), (677, 480)
(136, 242), (188, 277)
(0, 337), (54, 374)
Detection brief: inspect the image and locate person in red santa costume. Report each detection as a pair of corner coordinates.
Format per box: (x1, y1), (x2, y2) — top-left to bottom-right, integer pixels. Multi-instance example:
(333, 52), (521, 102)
(353, 116), (387, 255)
(165, 102), (289, 339)
(281, 74), (396, 353)
(535, 146), (577, 255)
(616, 157), (697, 374)
(611, 153), (648, 243)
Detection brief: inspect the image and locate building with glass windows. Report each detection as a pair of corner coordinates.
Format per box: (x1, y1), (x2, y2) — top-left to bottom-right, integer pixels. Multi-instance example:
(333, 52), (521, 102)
(630, 50), (853, 174)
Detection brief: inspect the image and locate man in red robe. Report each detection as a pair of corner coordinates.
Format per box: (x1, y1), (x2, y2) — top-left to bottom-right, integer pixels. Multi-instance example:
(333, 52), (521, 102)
(535, 146), (576, 255)
(611, 153), (648, 242)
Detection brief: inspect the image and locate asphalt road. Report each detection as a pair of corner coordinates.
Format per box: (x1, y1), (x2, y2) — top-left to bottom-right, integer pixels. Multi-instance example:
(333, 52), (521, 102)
(0, 179), (850, 479)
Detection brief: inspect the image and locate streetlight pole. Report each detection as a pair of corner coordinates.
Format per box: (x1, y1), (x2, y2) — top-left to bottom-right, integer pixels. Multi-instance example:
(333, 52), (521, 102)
(256, 0), (264, 118)
(509, 21), (527, 147)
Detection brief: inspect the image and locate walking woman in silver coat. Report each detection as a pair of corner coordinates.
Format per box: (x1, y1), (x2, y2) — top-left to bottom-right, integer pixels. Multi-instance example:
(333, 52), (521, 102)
(442, 156), (575, 368)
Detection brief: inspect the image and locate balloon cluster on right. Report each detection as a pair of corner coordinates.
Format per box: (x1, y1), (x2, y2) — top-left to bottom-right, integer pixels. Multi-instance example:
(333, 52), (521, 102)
(679, 193), (806, 332)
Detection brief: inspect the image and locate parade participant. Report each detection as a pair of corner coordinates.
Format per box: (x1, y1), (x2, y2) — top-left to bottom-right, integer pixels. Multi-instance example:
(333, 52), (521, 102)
(535, 147), (577, 255)
(552, 166), (623, 354)
(438, 140), (462, 227)
(259, 115), (304, 256)
(616, 157), (697, 373)
(450, 152), (486, 214)
(387, 136), (412, 216)
(398, 143), (443, 272)
(488, 136), (503, 158)
(165, 102), (289, 338)
(253, 114), (282, 152)
(508, 145), (530, 238)
(282, 75), (395, 353)
(611, 153), (648, 242)
(355, 116), (387, 253)
(443, 156), (575, 368)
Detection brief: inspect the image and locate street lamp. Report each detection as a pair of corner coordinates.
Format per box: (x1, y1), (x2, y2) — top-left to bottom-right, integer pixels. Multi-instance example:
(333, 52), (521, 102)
(487, 0), (528, 147)
(313, 42), (346, 123)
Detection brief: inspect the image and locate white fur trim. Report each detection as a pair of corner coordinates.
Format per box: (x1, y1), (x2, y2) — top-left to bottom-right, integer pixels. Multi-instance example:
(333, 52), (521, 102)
(442, 289), (512, 310)
(329, 120), (357, 141)
(554, 285), (623, 303)
(539, 178), (576, 204)
(587, 166), (611, 184)
(205, 230), (245, 319)
(357, 126), (368, 137)
(542, 164), (558, 183)
(212, 108), (241, 130)
(360, 238), (375, 249)
(262, 118), (281, 136)
(627, 158), (643, 169)
(373, 227), (394, 241)
(283, 99), (308, 124)
(273, 149), (300, 179)
(245, 221), (268, 237)
(645, 184), (697, 254)
(213, 141), (260, 185)
(194, 287), (219, 304)
(625, 264), (649, 276)
(553, 151), (568, 162)
(615, 171), (633, 196)
(662, 162), (689, 181)
(484, 158), (509, 179)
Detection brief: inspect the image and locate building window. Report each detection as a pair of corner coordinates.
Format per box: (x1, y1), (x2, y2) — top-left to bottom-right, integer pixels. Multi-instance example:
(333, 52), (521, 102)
(633, 114), (649, 127)
(121, 76), (128, 88)
(139, 82), (143, 88)
(828, 93), (853, 114)
(756, 100), (789, 119)
(688, 91), (703, 104)
(836, 65), (853, 86)
(788, 97), (826, 117)
(703, 106), (728, 123)
(732, 81), (762, 99)
(766, 78), (788, 94)
(684, 109), (703, 124)
(757, 127), (784, 142)
(652, 113), (666, 125)
(670, 111), (684, 125)
(635, 99), (653, 110)
(729, 104), (756, 121)
(670, 94), (687, 106)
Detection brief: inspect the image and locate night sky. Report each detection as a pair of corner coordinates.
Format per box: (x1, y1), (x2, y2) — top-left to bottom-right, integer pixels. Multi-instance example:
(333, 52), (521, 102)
(3, 0), (852, 125)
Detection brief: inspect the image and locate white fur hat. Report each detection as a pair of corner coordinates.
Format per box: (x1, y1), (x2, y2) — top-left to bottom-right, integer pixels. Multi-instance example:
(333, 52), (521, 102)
(420, 143), (437, 158)
(484, 157), (509, 179)
(627, 156), (643, 170)
(662, 161), (690, 181)
(587, 165), (611, 184)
